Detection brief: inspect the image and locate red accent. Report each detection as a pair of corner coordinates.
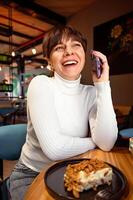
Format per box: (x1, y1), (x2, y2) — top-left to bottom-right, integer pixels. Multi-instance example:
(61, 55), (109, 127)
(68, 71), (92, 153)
(15, 33), (45, 50)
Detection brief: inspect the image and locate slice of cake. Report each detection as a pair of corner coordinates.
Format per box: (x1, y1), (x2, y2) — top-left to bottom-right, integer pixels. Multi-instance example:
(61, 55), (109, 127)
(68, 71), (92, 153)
(64, 159), (113, 198)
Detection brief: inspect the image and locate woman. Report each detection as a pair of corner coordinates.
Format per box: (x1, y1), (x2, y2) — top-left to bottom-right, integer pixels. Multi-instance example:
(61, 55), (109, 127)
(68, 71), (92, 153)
(8, 26), (118, 199)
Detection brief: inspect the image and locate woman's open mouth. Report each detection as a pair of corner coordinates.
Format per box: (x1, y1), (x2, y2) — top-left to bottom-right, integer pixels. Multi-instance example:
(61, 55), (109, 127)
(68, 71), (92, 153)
(62, 60), (78, 67)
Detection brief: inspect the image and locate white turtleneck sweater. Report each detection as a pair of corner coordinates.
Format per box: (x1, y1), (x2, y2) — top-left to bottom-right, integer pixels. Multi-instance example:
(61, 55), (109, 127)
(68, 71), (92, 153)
(20, 73), (118, 172)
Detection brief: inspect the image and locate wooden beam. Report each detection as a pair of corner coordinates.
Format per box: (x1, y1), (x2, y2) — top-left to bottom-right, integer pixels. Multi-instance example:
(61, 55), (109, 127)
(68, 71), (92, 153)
(0, 39), (19, 47)
(9, 0), (66, 25)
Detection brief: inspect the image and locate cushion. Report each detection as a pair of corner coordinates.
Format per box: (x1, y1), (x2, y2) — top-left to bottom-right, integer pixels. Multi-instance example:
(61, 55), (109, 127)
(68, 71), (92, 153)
(119, 128), (133, 139)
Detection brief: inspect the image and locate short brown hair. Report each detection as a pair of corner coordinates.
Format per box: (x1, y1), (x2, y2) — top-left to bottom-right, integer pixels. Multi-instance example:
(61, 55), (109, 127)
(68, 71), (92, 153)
(43, 26), (87, 59)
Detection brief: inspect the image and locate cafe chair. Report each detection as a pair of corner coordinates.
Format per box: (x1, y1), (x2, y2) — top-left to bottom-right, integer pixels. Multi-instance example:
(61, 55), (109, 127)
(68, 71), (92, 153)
(119, 128), (133, 140)
(0, 107), (19, 126)
(0, 124), (27, 200)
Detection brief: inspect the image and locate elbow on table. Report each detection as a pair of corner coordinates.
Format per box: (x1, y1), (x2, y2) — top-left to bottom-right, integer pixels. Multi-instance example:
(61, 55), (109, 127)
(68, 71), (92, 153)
(98, 134), (118, 151)
(99, 144), (115, 152)
(94, 129), (118, 152)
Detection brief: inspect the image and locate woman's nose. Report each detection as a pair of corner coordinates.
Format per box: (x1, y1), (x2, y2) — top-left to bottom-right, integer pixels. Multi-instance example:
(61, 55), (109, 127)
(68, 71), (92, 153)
(64, 46), (73, 56)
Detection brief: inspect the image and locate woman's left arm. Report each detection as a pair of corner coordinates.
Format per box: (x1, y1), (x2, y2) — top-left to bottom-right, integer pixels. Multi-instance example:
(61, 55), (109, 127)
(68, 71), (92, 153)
(89, 51), (118, 151)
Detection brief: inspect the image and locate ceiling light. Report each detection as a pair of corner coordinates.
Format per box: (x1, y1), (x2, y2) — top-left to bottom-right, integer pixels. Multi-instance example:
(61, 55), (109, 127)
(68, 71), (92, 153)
(32, 48), (36, 55)
(11, 51), (15, 57)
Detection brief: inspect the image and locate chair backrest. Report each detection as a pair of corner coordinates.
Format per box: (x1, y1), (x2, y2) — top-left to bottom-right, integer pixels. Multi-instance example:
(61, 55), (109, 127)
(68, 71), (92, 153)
(119, 128), (133, 140)
(0, 124), (27, 160)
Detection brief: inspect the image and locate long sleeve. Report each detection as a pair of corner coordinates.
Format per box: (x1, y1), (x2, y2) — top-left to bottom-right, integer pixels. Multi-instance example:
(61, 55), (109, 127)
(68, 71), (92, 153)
(27, 76), (95, 161)
(89, 81), (118, 151)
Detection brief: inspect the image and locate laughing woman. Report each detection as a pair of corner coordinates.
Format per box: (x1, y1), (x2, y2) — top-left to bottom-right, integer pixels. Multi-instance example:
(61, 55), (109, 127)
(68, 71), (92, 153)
(8, 26), (118, 200)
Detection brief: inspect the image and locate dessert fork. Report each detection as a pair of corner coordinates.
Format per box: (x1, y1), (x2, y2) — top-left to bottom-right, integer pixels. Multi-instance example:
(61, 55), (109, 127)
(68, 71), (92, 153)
(95, 189), (115, 200)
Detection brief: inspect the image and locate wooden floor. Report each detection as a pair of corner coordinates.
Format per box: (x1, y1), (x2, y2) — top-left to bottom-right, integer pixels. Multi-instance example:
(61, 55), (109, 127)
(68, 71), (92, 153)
(3, 160), (18, 179)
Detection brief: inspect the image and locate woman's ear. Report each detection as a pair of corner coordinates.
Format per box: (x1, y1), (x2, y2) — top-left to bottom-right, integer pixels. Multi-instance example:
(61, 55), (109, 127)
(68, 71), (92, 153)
(50, 64), (54, 72)
(46, 57), (54, 71)
(47, 62), (54, 72)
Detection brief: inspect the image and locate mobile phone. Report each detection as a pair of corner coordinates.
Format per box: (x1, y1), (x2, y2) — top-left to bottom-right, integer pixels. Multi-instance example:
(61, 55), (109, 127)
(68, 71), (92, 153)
(91, 54), (102, 78)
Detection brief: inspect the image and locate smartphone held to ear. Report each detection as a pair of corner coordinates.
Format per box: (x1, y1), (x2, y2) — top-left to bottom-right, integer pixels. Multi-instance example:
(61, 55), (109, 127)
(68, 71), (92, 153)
(91, 53), (102, 79)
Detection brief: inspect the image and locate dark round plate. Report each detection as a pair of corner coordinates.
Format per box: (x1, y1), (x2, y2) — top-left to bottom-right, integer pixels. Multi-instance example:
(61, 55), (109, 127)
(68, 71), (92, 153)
(44, 159), (128, 200)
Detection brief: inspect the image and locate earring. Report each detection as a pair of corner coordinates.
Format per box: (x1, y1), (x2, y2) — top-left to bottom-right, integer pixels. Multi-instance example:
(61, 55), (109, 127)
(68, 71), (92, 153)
(48, 63), (54, 71)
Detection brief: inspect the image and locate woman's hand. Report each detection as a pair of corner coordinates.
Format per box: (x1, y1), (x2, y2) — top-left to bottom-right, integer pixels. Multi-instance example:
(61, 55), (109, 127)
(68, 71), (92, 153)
(90, 50), (109, 83)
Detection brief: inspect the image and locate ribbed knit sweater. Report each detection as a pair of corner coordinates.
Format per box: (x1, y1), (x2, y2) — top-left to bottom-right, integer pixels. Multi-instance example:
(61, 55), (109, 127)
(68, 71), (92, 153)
(20, 72), (118, 172)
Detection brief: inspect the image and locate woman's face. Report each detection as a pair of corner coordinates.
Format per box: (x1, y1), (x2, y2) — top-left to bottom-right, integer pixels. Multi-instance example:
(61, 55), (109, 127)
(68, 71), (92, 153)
(49, 37), (86, 80)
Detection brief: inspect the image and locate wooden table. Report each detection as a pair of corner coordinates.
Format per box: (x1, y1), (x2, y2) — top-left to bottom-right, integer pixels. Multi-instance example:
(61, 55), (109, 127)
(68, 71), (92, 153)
(24, 148), (133, 200)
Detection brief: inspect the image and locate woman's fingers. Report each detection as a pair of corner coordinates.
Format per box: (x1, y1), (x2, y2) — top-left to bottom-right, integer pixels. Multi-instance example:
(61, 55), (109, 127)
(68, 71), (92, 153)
(90, 50), (108, 65)
(90, 50), (109, 82)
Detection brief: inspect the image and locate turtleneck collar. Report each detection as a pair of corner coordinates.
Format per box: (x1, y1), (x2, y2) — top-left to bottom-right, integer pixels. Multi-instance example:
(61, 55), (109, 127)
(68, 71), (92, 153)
(53, 72), (81, 95)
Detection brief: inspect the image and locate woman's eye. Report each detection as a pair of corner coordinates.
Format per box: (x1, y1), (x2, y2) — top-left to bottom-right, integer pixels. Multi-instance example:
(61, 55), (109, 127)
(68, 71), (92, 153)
(54, 46), (64, 51)
(73, 43), (82, 47)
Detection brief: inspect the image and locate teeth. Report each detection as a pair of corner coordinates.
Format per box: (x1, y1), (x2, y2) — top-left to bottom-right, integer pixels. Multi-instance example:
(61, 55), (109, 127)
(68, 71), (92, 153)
(63, 60), (77, 66)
